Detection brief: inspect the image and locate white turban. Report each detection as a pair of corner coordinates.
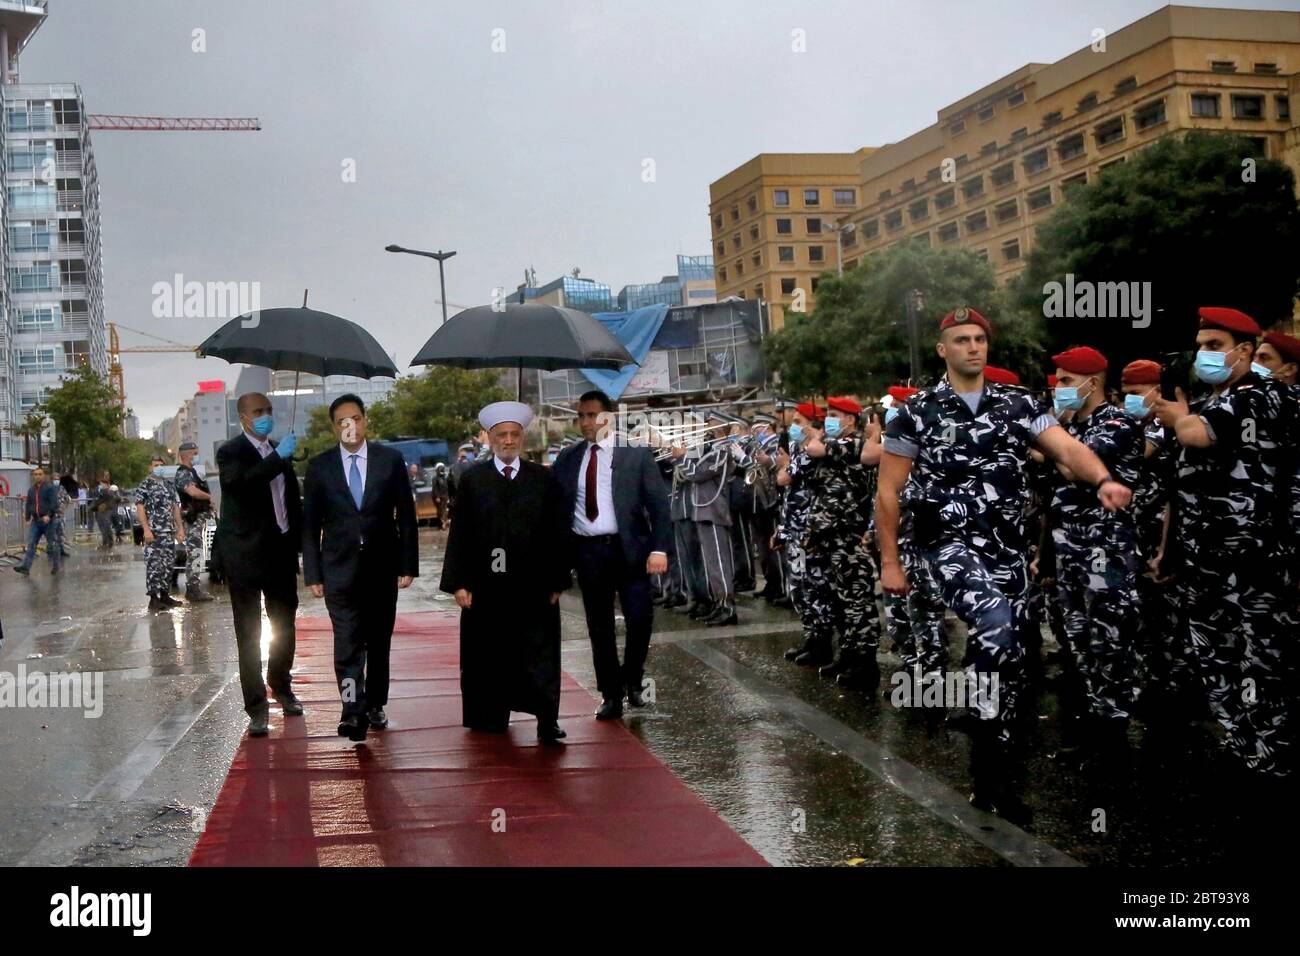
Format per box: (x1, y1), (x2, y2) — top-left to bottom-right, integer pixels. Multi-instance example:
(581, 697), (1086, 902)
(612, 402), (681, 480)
(479, 400), (533, 432)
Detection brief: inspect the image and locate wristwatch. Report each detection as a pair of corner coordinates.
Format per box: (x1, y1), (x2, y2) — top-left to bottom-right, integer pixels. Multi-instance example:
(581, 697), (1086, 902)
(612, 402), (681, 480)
(1095, 473), (1115, 489)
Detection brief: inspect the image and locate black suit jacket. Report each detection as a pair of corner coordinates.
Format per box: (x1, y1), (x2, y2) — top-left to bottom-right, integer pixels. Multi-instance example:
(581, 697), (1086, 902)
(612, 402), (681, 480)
(214, 432), (302, 587)
(553, 441), (673, 575)
(301, 442), (420, 591)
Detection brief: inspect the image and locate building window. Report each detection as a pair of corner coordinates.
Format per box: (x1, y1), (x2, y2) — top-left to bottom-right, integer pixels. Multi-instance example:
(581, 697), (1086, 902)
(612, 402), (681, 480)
(902, 178), (916, 190)
(1191, 93), (1220, 118)
(1098, 157), (1126, 175)
(833, 188), (855, 206)
(780, 278), (796, 295)
(1042, 110), (1063, 128)
(911, 232), (931, 248)
(776, 218), (792, 235)
(806, 217), (822, 234)
(730, 206), (739, 221)
(1114, 76), (1137, 95)
(713, 214), (722, 229)
(1010, 127), (1028, 142)
(716, 241), (725, 255)
(938, 221), (959, 243)
(747, 195), (758, 213)
(750, 225), (759, 241)
(1094, 116), (1125, 146)
(811, 277), (822, 294)
(733, 233), (742, 249)
(736, 260), (744, 276)
(1007, 90), (1026, 107)
(935, 189), (956, 210)
(974, 248), (988, 261)
(991, 163), (1015, 187)
(753, 284), (763, 300)
(1244, 136), (1268, 157)
(1057, 132), (1085, 161)
(965, 210), (988, 234)
(885, 210), (903, 231)
(962, 175), (985, 199)
(1134, 99), (1166, 130)
(1078, 91), (1099, 112)
(1002, 239), (1021, 261)
(774, 189), (789, 207)
(752, 253), (761, 268)
(981, 140), (997, 156)
(950, 119), (966, 135)
(1255, 62), (1279, 75)
(844, 259), (858, 271)
(878, 188), (893, 201)
(978, 106), (995, 123)
(995, 199), (1018, 223)
(1027, 185), (1053, 211)
(1061, 171), (1088, 191)
(804, 188), (820, 206)
(719, 267), (727, 282)
(778, 246), (794, 262)
(808, 246), (824, 263)
(1231, 95), (1264, 120)
(909, 199), (929, 221)
(862, 219), (879, 239)
(1210, 60), (1237, 74)
(926, 166), (942, 181)
(1278, 95), (1291, 121)
(843, 228), (857, 247)
(1023, 147), (1049, 174)
(954, 153), (970, 167)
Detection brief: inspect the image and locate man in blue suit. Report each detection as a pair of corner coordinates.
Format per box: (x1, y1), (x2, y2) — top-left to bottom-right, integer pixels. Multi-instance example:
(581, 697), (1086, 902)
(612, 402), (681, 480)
(553, 390), (673, 720)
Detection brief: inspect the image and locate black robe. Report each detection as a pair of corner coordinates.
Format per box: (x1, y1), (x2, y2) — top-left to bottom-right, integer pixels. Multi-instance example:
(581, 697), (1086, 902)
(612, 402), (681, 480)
(439, 458), (572, 730)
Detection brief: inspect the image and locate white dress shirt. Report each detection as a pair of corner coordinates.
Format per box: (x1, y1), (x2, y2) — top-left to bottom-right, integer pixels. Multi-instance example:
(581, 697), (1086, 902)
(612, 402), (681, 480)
(494, 455), (519, 478)
(340, 440), (368, 491)
(573, 436), (618, 536)
(244, 431), (289, 533)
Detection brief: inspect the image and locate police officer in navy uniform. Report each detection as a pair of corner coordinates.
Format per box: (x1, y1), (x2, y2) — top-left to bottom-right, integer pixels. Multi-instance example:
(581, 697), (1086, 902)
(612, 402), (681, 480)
(877, 307), (1132, 823)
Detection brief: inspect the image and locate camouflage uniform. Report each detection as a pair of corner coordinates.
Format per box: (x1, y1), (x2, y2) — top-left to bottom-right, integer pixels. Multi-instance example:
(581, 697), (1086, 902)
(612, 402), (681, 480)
(777, 444), (814, 619)
(798, 432), (880, 670)
(174, 463), (212, 590)
(1174, 373), (1299, 777)
(1048, 400), (1146, 725)
(886, 500), (949, 682)
(884, 377), (1060, 746)
(134, 476), (180, 597)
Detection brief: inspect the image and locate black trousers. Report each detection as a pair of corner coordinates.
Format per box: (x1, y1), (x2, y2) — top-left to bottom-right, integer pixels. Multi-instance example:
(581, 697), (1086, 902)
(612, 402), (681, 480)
(324, 557), (399, 718)
(575, 535), (654, 702)
(227, 546), (298, 716)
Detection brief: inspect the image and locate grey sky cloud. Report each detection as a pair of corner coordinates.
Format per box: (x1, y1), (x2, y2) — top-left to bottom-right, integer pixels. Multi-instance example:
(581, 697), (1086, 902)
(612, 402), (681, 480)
(21, 0), (1273, 431)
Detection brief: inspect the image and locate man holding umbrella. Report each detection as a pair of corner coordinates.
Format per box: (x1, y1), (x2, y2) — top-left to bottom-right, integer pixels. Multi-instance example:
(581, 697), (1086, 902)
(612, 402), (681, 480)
(214, 393), (303, 737)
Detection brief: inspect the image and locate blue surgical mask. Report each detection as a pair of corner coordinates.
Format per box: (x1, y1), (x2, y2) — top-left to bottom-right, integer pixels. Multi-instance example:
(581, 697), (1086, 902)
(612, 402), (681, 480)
(787, 423), (804, 444)
(1123, 393), (1151, 419)
(885, 408), (900, 425)
(823, 417), (842, 437)
(251, 414), (275, 437)
(1194, 349), (1234, 385)
(1250, 361), (1272, 379)
(1052, 386), (1086, 414)
(152, 466), (165, 477)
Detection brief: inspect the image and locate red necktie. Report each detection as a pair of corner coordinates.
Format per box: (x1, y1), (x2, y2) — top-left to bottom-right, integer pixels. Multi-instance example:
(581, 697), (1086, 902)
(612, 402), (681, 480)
(585, 445), (599, 521)
(503, 465), (513, 480)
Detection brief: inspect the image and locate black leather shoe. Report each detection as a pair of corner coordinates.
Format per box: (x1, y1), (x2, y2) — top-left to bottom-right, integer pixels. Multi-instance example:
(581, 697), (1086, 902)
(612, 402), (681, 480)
(595, 698), (624, 720)
(148, 596), (169, 611)
(663, 595), (687, 609)
(273, 691), (304, 716)
(770, 596), (794, 609)
(793, 647), (832, 668)
(538, 723), (566, 744)
(248, 712), (270, 737)
(627, 688), (649, 708)
(366, 707), (389, 728)
(705, 608), (738, 627)
(338, 714), (369, 742)
(784, 643), (807, 662)
(14, 566), (28, 575)
(819, 658), (848, 679)
(836, 661), (881, 692)
(185, 586), (214, 603)
(161, 593), (182, 607)
(687, 602), (714, 620)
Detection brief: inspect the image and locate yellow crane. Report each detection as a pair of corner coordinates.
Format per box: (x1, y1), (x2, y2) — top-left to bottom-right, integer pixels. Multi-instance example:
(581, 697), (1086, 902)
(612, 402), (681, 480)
(107, 322), (198, 408)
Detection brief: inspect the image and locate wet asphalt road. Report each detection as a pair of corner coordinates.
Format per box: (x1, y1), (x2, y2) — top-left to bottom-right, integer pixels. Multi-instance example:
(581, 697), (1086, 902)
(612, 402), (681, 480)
(1, 524), (1295, 867)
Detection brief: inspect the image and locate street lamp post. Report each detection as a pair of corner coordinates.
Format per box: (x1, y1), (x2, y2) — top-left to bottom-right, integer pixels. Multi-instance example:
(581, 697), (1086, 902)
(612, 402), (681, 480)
(905, 288), (925, 386)
(827, 221), (856, 276)
(385, 244), (457, 328)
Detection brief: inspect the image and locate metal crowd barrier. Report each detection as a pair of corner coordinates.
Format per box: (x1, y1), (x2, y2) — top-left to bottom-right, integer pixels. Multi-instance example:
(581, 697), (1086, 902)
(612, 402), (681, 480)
(1, 494), (27, 557)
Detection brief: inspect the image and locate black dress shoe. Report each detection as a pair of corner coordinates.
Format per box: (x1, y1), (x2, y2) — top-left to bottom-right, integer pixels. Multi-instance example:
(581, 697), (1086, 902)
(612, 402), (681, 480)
(595, 698), (624, 720)
(835, 661), (881, 692)
(770, 597), (794, 609)
(148, 596), (169, 611)
(784, 644), (806, 662)
(627, 688), (649, 708)
(819, 658), (848, 679)
(793, 647), (832, 668)
(337, 714), (369, 742)
(14, 566), (29, 575)
(705, 608), (738, 627)
(248, 712), (270, 737)
(161, 593), (183, 607)
(687, 602), (714, 620)
(366, 707), (388, 728)
(273, 691), (304, 716)
(538, 723), (566, 744)
(662, 596), (687, 609)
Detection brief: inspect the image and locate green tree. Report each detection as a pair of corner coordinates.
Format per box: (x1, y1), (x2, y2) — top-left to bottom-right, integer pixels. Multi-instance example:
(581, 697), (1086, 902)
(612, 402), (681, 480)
(767, 243), (1042, 394)
(16, 408), (51, 464)
(1014, 131), (1300, 364)
(85, 435), (165, 486)
(41, 366), (126, 476)
(365, 368), (508, 442)
(292, 404), (338, 476)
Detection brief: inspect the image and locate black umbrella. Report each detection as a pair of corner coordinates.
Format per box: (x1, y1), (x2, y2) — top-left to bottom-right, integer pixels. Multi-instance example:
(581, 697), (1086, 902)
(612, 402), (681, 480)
(409, 302), (636, 399)
(196, 296), (398, 424)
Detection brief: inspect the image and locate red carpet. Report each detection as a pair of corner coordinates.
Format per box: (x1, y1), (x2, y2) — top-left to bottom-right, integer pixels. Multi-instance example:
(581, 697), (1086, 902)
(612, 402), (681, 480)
(189, 611), (767, 866)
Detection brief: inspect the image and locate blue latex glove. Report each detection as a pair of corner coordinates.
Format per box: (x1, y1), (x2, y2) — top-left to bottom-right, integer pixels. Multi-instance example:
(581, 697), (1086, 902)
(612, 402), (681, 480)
(276, 432), (298, 457)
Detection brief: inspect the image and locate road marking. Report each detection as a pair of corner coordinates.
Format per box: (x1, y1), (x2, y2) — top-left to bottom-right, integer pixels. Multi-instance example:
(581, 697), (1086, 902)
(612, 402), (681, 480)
(675, 638), (1081, 868)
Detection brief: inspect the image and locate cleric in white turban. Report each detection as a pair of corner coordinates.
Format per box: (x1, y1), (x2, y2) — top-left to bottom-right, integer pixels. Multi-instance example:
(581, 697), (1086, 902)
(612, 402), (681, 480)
(440, 400), (572, 744)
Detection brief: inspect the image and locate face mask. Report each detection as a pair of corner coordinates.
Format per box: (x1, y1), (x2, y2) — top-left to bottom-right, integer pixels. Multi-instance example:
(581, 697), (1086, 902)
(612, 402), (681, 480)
(1194, 349), (1235, 385)
(823, 417), (842, 437)
(251, 414), (274, 437)
(1052, 386), (1088, 414)
(885, 408), (899, 425)
(152, 466), (165, 478)
(1123, 393), (1152, 419)
(787, 423), (804, 444)
(1250, 361), (1272, 380)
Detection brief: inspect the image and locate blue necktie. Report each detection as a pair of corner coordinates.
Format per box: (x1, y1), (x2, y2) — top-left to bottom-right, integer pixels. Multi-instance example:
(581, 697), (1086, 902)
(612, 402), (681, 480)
(348, 454), (364, 508)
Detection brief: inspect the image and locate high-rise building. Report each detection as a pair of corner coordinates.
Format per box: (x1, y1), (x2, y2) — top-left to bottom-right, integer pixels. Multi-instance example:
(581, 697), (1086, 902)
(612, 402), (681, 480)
(0, 1), (106, 459)
(840, 6), (1300, 283)
(617, 255), (717, 311)
(708, 151), (874, 330)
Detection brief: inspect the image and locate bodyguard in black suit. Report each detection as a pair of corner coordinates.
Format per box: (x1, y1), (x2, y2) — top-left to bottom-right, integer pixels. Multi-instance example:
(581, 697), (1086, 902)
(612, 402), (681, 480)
(214, 392), (304, 737)
(553, 390), (673, 719)
(302, 394), (419, 742)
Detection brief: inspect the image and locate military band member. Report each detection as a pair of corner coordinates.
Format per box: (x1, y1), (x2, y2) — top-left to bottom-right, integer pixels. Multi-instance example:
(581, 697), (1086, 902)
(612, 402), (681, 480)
(679, 411), (738, 626)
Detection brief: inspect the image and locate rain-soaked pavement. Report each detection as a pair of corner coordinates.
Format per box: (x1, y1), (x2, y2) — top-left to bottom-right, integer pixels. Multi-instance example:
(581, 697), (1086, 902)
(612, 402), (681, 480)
(1, 523), (1295, 867)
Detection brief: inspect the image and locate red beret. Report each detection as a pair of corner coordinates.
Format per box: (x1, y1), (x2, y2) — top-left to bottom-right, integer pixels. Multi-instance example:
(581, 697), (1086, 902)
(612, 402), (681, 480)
(1121, 359), (1162, 385)
(887, 386), (918, 402)
(1198, 307), (1260, 337)
(939, 306), (991, 335)
(826, 396), (862, 415)
(1052, 346), (1108, 375)
(982, 365), (1021, 386)
(1263, 331), (1300, 364)
(794, 401), (824, 420)
(1046, 374), (1058, 388)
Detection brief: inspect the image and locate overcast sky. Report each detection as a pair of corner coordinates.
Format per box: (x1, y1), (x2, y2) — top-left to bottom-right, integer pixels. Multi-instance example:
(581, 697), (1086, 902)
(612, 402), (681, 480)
(21, 0), (1282, 432)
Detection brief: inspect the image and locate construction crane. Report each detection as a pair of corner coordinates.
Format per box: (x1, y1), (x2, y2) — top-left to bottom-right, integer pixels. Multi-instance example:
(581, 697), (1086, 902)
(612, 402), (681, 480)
(107, 322), (198, 408)
(88, 115), (261, 132)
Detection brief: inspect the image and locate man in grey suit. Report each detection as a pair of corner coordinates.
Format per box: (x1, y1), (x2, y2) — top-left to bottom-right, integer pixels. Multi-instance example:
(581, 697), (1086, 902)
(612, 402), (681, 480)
(554, 390), (673, 720)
